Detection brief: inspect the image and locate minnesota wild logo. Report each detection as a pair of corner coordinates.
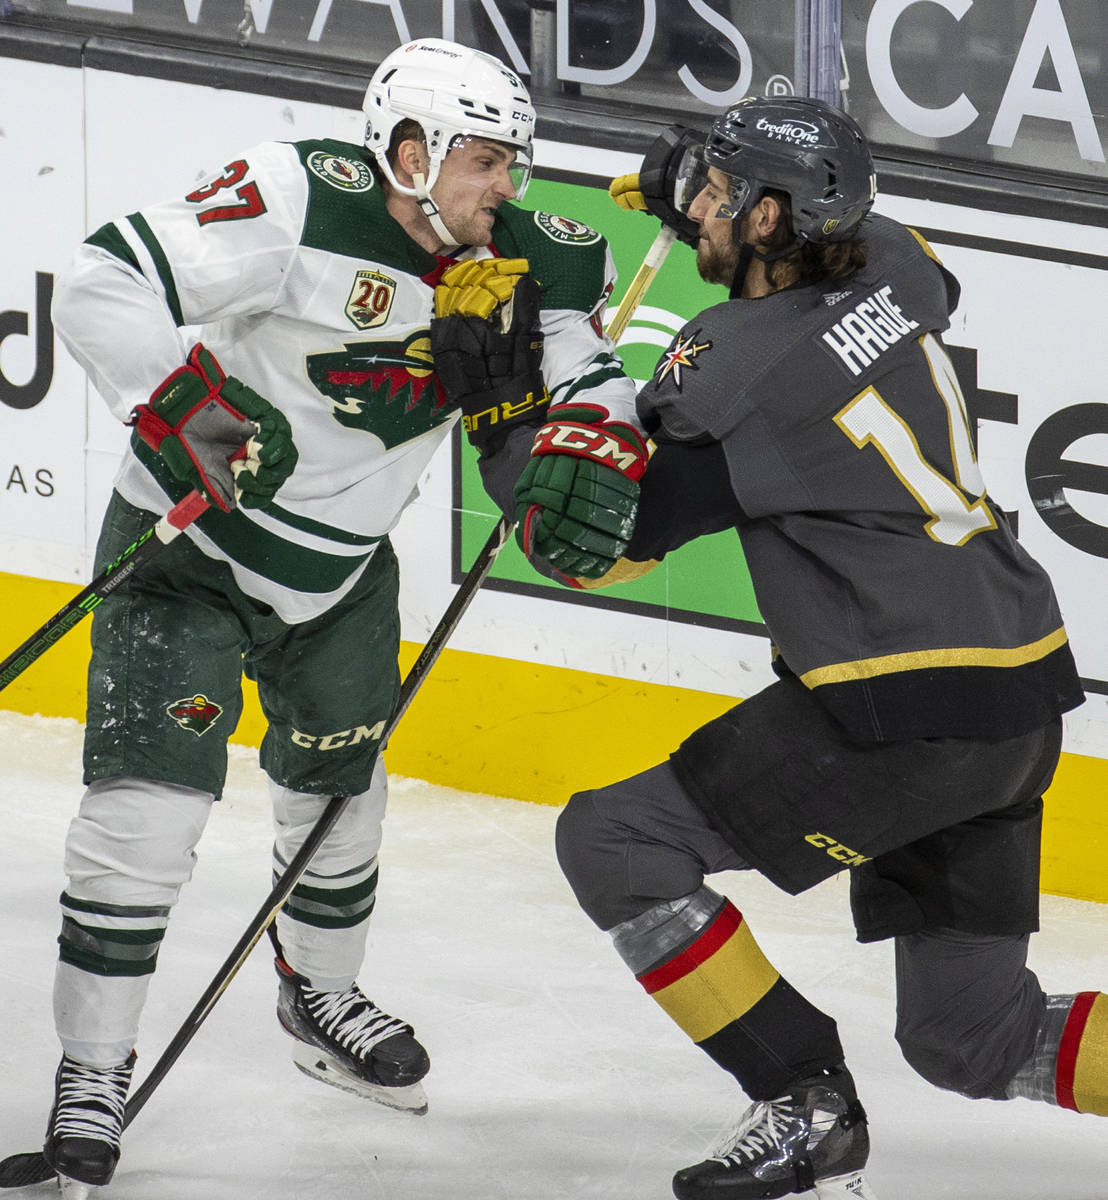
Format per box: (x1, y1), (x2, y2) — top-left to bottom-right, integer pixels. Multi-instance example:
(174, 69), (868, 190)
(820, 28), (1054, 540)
(306, 151), (374, 193)
(166, 693), (223, 736)
(534, 212), (600, 245)
(306, 331), (452, 449)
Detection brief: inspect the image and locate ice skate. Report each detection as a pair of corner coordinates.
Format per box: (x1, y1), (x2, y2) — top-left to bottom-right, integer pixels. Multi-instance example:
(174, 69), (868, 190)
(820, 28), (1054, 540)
(673, 1065), (877, 1200)
(275, 957), (429, 1114)
(42, 1052), (135, 1198)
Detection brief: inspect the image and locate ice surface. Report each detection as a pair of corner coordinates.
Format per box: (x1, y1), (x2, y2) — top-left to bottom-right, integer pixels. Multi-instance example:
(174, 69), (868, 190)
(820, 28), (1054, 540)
(1, 710), (1106, 1199)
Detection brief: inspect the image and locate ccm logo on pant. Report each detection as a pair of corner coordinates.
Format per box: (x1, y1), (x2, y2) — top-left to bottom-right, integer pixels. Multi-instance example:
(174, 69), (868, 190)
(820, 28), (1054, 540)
(804, 832), (872, 867)
(291, 721), (385, 751)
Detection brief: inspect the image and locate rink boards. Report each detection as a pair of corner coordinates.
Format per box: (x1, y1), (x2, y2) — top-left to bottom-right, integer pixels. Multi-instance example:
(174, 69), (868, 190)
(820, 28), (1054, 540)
(2, 55), (1107, 904)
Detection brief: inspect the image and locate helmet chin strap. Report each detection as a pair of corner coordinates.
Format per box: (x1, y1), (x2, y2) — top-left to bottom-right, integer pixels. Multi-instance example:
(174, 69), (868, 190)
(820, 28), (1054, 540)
(728, 227), (804, 299)
(412, 170), (462, 251)
(728, 242), (755, 299)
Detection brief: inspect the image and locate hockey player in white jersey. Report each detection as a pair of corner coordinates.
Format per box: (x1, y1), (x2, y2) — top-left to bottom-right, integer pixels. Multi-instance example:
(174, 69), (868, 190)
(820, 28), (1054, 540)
(34, 37), (641, 1196)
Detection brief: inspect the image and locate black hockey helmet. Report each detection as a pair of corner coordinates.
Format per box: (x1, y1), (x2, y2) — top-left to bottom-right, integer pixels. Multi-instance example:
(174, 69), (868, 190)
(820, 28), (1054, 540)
(677, 95), (876, 247)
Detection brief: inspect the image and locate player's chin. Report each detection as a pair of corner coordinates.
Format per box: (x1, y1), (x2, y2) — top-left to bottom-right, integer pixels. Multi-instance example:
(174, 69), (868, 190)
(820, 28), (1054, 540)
(696, 244), (732, 287)
(694, 245), (713, 278)
(473, 207), (499, 241)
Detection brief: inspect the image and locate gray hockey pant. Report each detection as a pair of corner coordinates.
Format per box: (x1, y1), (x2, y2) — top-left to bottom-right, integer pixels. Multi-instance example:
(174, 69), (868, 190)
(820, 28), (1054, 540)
(555, 759), (1094, 1106)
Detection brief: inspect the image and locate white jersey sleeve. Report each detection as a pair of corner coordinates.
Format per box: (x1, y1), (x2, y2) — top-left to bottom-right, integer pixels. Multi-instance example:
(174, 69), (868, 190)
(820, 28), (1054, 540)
(53, 244), (189, 423)
(541, 241), (640, 428)
(53, 142), (306, 421)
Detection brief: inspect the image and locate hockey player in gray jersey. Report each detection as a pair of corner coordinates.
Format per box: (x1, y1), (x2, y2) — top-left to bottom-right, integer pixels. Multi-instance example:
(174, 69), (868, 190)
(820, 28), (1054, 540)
(513, 96), (1101, 1198)
(33, 37), (640, 1196)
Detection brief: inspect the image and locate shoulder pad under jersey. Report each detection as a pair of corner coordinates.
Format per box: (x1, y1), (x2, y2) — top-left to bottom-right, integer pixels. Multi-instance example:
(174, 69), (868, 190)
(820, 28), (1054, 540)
(491, 203), (611, 313)
(292, 138), (438, 276)
(638, 300), (768, 443)
(641, 214), (962, 443)
(859, 213), (961, 316)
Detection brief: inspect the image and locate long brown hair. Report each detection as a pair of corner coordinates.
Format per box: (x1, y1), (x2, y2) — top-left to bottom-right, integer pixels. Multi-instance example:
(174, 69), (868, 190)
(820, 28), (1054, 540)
(762, 188), (867, 289)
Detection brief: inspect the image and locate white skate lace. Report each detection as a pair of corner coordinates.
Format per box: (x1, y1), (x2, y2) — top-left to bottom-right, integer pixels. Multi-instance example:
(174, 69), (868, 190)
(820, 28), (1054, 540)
(709, 1097), (793, 1164)
(303, 985), (410, 1057)
(52, 1060), (130, 1145)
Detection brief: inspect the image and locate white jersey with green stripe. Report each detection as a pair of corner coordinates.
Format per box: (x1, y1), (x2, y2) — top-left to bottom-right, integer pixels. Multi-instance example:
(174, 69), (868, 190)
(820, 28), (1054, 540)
(54, 137), (638, 623)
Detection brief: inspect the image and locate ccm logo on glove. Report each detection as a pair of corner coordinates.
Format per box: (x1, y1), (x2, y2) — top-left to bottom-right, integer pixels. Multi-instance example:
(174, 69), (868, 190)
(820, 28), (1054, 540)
(513, 401), (649, 582)
(530, 419), (648, 479)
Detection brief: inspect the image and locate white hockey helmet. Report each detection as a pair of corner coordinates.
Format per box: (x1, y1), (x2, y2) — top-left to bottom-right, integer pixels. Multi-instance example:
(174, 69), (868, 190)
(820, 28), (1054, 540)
(363, 39), (536, 201)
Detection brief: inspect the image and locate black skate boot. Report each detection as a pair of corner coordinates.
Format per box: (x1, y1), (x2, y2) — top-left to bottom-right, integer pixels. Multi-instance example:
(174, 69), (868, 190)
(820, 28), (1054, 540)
(275, 956), (430, 1113)
(672, 1065), (876, 1200)
(42, 1052), (136, 1196)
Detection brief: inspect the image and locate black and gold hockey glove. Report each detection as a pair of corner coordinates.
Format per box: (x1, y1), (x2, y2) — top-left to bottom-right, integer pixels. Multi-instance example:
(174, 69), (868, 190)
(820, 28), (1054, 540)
(609, 124), (706, 248)
(430, 258), (550, 455)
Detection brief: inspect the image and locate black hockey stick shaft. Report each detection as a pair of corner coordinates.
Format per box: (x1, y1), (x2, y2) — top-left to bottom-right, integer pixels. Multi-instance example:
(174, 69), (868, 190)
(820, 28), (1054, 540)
(0, 490), (210, 693)
(384, 514), (512, 748)
(0, 514), (512, 1188)
(126, 513), (512, 1122)
(1, 221), (673, 1185)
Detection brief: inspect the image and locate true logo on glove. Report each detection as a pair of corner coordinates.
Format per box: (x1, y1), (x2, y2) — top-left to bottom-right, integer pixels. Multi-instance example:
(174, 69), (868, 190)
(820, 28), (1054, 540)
(462, 385), (550, 438)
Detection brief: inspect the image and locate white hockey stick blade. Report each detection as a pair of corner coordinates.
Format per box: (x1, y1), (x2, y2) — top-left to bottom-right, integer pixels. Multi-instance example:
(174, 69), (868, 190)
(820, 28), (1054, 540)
(289, 1042), (428, 1115)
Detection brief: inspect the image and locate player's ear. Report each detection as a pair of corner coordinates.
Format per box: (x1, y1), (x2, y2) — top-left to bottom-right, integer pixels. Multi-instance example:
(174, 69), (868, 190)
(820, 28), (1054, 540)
(394, 138), (429, 185)
(753, 194), (784, 240)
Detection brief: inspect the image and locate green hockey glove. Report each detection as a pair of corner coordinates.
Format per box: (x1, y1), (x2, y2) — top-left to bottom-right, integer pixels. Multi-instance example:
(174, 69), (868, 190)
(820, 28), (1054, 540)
(513, 401), (649, 582)
(430, 258), (549, 455)
(132, 344), (298, 512)
(608, 124), (705, 248)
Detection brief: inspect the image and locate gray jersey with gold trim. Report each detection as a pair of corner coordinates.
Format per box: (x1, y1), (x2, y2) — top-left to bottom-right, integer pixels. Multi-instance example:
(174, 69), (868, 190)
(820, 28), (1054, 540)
(636, 214), (1083, 741)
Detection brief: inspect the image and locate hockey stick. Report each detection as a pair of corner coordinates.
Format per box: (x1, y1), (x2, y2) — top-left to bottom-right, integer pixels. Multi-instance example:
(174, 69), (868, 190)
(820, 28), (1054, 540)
(125, 516), (513, 1119)
(1, 221), (674, 698)
(606, 225), (677, 345)
(0, 515), (514, 1190)
(0, 490), (210, 693)
(0, 221), (676, 1188)
(105, 218), (679, 1122)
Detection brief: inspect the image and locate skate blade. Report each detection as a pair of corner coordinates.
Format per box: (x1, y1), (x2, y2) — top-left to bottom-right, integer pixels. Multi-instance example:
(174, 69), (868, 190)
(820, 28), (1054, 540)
(290, 1042), (428, 1114)
(57, 1173), (96, 1200)
(813, 1168), (879, 1199)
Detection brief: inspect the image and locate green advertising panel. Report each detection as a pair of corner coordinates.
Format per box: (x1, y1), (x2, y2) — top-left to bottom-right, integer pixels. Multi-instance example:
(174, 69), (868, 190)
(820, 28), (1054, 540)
(459, 175), (765, 635)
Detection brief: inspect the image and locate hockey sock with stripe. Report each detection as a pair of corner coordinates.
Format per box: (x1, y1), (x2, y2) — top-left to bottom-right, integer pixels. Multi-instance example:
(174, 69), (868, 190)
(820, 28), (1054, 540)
(1056, 991), (1108, 1114)
(613, 889), (845, 1100)
(1007, 990), (1108, 1115)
